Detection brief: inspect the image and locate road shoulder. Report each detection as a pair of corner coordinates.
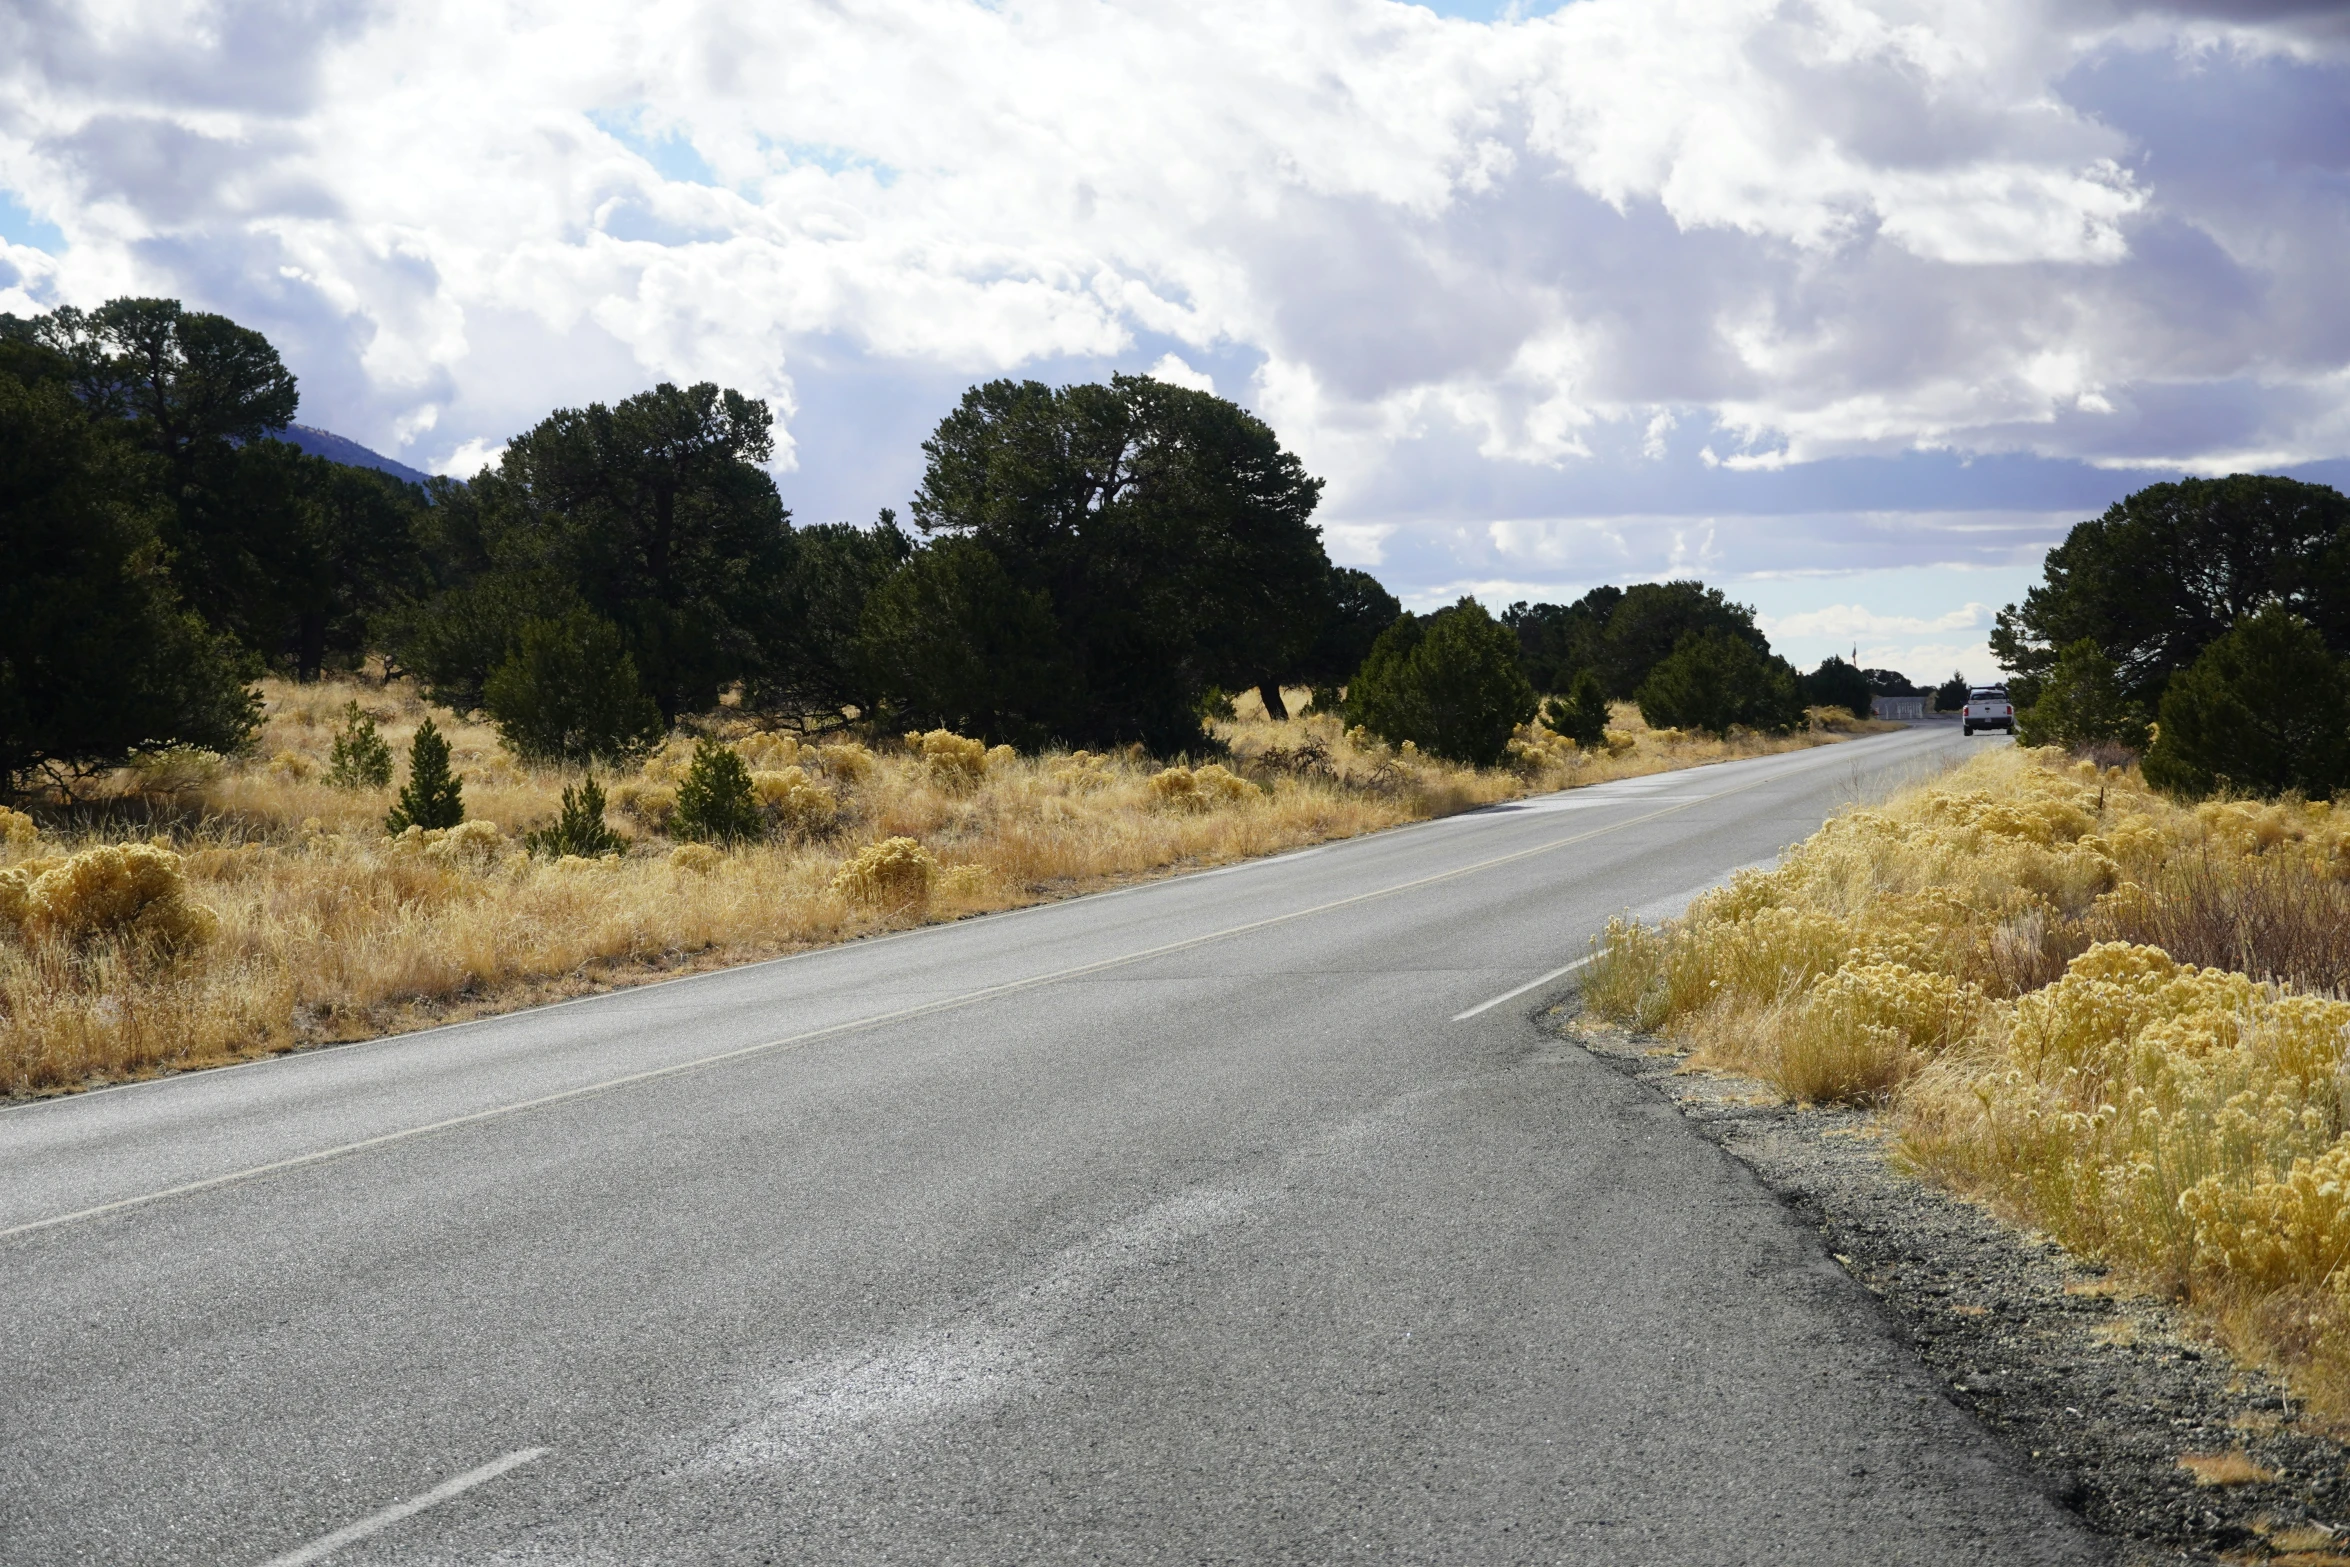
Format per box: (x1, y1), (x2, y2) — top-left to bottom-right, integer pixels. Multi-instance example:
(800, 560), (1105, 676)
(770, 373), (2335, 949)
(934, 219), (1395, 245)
(1553, 1002), (2350, 1567)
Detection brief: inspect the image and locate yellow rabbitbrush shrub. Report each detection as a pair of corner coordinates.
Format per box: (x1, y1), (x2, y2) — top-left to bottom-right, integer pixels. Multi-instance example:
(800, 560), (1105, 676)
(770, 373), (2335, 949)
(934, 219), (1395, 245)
(2, 844), (219, 950)
(2179, 1143), (2350, 1299)
(831, 836), (938, 913)
(1906, 943), (2350, 1290)
(1146, 764), (1259, 812)
(1587, 743), (2350, 1416)
(750, 767), (836, 837)
(1773, 962), (1989, 1104)
(911, 729), (989, 790)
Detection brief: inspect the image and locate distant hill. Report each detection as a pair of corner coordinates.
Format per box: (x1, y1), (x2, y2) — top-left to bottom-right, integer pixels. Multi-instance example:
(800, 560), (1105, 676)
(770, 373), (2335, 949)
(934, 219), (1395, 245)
(278, 424), (432, 485)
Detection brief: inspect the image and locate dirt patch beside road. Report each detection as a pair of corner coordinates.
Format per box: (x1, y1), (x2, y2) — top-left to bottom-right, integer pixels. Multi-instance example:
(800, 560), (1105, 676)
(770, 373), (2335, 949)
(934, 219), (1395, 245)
(1556, 1003), (2350, 1566)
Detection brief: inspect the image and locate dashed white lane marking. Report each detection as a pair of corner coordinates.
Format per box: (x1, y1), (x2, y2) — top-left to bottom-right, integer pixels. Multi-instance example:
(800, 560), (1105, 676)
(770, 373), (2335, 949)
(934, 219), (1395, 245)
(253, 1447), (547, 1567)
(1452, 954), (1598, 1021)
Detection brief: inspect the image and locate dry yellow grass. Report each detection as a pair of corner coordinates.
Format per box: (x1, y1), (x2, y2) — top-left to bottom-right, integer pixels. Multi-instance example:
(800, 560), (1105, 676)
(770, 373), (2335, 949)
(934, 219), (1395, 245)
(0, 676), (1871, 1100)
(1584, 743), (2350, 1418)
(2177, 1450), (2277, 1487)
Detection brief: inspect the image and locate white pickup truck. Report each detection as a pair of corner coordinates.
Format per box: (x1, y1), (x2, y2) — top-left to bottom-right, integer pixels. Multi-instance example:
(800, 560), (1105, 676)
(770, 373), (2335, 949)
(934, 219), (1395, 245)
(1962, 686), (2014, 736)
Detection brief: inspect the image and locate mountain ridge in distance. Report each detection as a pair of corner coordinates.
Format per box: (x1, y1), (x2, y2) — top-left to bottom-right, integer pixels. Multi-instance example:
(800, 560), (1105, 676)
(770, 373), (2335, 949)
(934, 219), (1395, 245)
(279, 423), (432, 485)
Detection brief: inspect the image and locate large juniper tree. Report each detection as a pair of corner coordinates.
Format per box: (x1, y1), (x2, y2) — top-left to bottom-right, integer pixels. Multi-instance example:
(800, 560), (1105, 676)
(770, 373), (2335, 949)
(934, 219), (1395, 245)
(392, 382), (795, 723)
(1991, 475), (2350, 709)
(905, 373), (1331, 751)
(0, 357), (259, 793)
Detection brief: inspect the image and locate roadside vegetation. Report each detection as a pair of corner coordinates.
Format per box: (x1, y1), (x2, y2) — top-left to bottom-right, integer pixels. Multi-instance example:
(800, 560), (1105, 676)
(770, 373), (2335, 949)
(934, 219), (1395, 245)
(3, 292), (1914, 1098)
(0, 679), (1878, 1097)
(1586, 747), (2350, 1419)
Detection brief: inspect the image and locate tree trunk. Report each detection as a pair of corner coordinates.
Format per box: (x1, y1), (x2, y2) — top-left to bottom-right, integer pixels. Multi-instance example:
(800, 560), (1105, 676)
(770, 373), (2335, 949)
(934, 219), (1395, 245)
(1256, 679), (1289, 722)
(296, 611), (326, 682)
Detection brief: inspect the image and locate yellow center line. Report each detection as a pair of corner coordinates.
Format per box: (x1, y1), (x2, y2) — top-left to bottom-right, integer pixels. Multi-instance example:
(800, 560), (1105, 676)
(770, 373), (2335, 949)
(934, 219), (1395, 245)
(2, 767), (1788, 1245)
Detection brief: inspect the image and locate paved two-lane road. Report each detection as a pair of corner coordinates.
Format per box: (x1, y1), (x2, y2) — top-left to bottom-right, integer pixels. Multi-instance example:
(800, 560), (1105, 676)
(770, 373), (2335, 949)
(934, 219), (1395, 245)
(0, 724), (2107, 1565)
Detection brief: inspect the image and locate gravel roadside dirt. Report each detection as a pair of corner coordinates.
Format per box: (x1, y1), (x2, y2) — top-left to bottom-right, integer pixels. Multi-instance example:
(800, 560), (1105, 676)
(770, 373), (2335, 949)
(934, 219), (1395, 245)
(1552, 1003), (2350, 1567)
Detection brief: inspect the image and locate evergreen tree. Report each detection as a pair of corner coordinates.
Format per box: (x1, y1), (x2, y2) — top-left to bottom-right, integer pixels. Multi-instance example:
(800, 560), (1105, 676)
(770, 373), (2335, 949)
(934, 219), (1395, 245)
(1281, 567), (1402, 720)
(912, 373), (1329, 752)
(1991, 475), (2350, 708)
(1542, 668), (1612, 749)
(2142, 608), (2350, 799)
(1635, 633), (1806, 737)
(670, 739), (762, 844)
(1597, 582), (1770, 698)
(386, 718), (464, 832)
(1802, 657), (1875, 721)
(856, 539), (1065, 745)
(2015, 640), (2148, 751)
(392, 382), (793, 722)
(1, 360), (259, 794)
(523, 775), (625, 858)
(482, 610), (665, 764)
(325, 701), (395, 789)
(1344, 599), (1537, 766)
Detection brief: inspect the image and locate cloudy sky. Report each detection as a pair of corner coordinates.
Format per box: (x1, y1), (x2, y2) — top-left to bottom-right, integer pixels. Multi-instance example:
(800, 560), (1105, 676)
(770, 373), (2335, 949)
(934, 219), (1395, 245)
(6, 0), (2348, 681)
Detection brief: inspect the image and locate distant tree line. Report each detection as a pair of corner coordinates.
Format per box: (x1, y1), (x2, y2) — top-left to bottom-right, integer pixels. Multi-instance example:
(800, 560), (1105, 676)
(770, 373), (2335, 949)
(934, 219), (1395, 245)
(1992, 475), (2350, 797)
(6, 294), (1991, 797)
(2, 299), (1409, 791)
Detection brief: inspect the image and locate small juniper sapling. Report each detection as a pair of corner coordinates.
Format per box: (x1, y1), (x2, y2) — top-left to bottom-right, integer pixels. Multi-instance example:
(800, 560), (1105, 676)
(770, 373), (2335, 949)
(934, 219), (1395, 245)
(669, 738), (763, 844)
(326, 701), (395, 789)
(385, 717), (465, 832)
(524, 775), (625, 858)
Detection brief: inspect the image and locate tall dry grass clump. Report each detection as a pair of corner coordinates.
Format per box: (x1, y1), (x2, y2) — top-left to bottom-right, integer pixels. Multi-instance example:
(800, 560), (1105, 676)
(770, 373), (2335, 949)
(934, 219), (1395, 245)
(1, 677), (1867, 1101)
(1582, 744), (2350, 1415)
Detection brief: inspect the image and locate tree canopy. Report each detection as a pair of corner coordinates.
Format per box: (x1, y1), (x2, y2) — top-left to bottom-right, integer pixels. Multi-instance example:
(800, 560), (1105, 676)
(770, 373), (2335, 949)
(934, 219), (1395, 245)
(7, 298), (1426, 792)
(2141, 609), (2350, 799)
(391, 381), (794, 723)
(1344, 599), (1536, 766)
(1801, 657), (1874, 721)
(1505, 581), (1769, 699)
(908, 373), (1332, 750)
(0, 352), (259, 792)
(1635, 632), (1806, 737)
(1991, 475), (2350, 709)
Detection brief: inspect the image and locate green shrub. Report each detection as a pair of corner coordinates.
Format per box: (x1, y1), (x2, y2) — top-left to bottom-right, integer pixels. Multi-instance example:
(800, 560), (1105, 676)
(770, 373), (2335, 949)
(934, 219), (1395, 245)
(1801, 657), (1874, 722)
(385, 718), (464, 833)
(1634, 633), (1805, 737)
(2015, 639), (2148, 751)
(325, 701), (394, 789)
(670, 738), (762, 843)
(1542, 668), (1611, 748)
(1344, 598), (1537, 766)
(482, 610), (665, 765)
(523, 775), (624, 858)
(2143, 608), (2350, 799)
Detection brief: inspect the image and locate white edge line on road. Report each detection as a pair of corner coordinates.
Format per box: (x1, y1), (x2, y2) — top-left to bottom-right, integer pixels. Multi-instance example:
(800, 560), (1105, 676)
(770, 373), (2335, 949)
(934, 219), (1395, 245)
(253, 1446), (547, 1567)
(1452, 954), (1597, 1022)
(1, 748), (1857, 1245)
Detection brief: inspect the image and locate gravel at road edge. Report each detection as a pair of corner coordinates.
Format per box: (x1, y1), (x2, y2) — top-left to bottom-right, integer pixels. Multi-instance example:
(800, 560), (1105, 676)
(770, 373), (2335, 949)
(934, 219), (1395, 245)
(1553, 1003), (2350, 1566)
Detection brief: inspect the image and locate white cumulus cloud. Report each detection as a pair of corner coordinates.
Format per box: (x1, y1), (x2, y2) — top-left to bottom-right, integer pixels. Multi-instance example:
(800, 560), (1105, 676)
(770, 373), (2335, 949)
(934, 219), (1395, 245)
(0, 0), (2343, 626)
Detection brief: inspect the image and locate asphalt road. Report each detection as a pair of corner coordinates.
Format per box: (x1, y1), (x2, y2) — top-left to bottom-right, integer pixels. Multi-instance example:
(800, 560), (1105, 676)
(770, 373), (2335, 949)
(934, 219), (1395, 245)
(0, 722), (2109, 1566)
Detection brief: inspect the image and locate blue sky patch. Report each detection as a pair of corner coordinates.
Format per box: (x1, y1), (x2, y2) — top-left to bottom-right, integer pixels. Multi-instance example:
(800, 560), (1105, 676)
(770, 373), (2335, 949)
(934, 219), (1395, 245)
(587, 109), (719, 186)
(0, 191), (64, 253)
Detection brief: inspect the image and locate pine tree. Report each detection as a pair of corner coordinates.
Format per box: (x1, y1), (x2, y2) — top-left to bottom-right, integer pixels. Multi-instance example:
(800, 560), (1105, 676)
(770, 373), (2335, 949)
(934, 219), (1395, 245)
(385, 717), (464, 832)
(523, 775), (624, 857)
(325, 701), (395, 789)
(1542, 668), (1612, 749)
(669, 738), (762, 844)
